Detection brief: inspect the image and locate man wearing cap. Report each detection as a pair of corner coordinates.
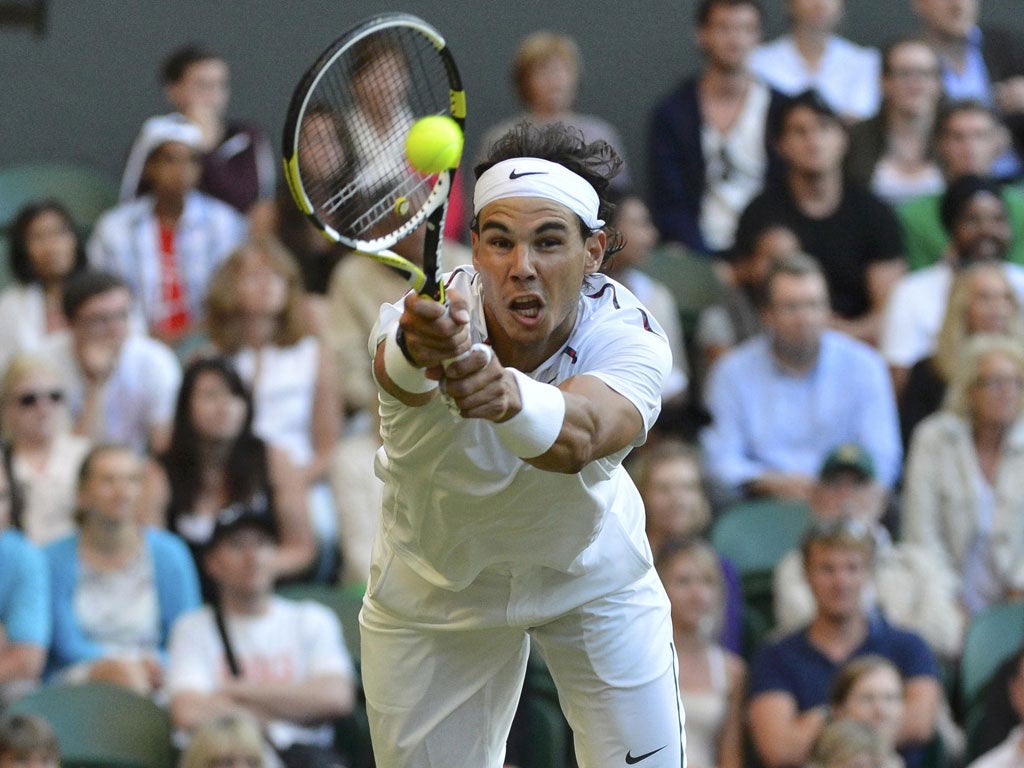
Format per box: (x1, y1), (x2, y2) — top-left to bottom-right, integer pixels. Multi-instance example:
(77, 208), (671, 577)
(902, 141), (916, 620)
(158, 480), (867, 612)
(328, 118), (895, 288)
(772, 443), (964, 661)
(733, 88), (906, 344)
(364, 122), (682, 767)
(748, 512), (943, 768)
(165, 505), (354, 768)
(89, 113), (247, 345)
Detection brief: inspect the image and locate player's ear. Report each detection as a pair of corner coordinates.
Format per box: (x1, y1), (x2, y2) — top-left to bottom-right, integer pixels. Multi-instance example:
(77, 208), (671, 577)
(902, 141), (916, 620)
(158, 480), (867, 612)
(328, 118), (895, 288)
(583, 230), (606, 274)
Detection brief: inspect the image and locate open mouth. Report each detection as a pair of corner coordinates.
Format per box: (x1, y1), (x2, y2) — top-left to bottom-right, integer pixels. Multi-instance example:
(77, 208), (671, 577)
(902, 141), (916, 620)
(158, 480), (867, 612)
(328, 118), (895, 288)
(509, 296), (543, 319)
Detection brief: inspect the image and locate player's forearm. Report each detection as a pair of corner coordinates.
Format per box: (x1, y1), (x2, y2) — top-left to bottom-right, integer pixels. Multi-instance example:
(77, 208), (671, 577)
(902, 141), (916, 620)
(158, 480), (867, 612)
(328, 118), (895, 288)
(223, 675), (354, 722)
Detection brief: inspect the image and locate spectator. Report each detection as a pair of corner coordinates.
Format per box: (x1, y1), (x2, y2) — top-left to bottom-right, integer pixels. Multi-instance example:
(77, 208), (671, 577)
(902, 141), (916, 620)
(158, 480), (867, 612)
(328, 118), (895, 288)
(912, 0), (1024, 176)
(166, 505), (354, 768)
(39, 270), (181, 456)
(773, 444), (963, 661)
(0, 200), (87, 374)
(971, 645), (1024, 763)
(881, 174), (1024, 392)
(747, 518), (942, 768)
(898, 100), (1024, 270)
(830, 656), (907, 768)
(601, 191), (688, 403)
(696, 222), (801, 376)
(91, 113), (247, 347)
(845, 37), (945, 206)
(733, 89), (906, 344)
(900, 262), (1024, 448)
(206, 238), (339, 581)
(478, 31), (631, 189)
(0, 453), (49, 709)
(629, 440), (743, 653)
(750, 0), (881, 122)
(807, 717), (889, 768)
(0, 713), (60, 768)
(648, 0), (785, 255)
(143, 356), (316, 597)
(177, 713), (268, 768)
(701, 252), (902, 504)
(656, 536), (745, 768)
(156, 44), (277, 235)
(45, 445), (200, 696)
(966, 646), (1024, 768)
(902, 334), (1024, 617)
(0, 353), (90, 545)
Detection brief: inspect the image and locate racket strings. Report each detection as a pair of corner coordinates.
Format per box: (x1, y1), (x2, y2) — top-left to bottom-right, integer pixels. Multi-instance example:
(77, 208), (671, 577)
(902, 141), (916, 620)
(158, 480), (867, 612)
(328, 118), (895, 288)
(298, 26), (452, 244)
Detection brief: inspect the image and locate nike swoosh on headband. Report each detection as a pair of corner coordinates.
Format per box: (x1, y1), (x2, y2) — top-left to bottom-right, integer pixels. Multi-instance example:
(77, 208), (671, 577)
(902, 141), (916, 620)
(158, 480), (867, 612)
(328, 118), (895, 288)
(509, 169), (548, 179)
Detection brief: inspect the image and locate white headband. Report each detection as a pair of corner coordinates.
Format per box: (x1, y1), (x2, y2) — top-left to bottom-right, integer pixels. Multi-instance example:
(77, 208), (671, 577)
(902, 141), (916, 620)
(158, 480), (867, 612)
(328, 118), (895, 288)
(473, 158), (605, 230)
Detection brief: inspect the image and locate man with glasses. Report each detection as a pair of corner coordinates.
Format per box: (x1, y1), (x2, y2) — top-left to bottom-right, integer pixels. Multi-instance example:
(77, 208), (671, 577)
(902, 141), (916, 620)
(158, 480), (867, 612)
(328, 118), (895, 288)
(747, 511), (942, 768)
(773, 443), (963, 661)
(701, 252), (901, 504)
(40, 270), (181, 455)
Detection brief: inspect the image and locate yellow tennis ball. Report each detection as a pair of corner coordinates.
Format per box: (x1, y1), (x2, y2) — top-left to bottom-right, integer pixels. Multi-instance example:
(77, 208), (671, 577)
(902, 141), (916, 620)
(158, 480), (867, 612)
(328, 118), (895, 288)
(405, 115), (463, 174)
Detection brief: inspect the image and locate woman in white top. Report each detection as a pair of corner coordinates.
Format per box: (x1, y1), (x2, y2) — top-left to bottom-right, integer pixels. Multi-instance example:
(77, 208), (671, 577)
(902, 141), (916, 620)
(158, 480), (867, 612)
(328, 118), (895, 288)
(206, 237), (340, 578)
(749, 0), (880, 121)
(0, 200), (87, 374)
(656, 536), (745, 768)
(0, 353), (90, 545)
(903, 335), (1024, 616)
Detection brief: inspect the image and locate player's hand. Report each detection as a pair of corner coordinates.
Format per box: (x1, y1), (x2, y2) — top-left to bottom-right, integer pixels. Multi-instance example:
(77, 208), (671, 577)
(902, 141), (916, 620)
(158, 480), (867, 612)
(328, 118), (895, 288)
(398, 288), (471, 374)
(442, 346), (523, 422)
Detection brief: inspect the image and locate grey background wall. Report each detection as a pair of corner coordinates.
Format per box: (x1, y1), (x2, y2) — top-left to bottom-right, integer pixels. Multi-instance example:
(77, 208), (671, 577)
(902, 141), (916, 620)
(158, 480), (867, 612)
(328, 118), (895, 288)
(2, 1), (1022, 200)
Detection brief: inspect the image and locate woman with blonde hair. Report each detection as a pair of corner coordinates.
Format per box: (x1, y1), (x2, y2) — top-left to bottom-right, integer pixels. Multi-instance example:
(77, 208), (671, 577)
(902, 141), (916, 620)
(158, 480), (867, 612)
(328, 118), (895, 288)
(655, 536), (745, 768)
(206, 237), (340, 580)
(178, 714), (267, 768)
(807, 718), (887, 768)
(903, 334), (1024, 616)
(901, 262), (1024, 447)
(0, 352), (90, 545)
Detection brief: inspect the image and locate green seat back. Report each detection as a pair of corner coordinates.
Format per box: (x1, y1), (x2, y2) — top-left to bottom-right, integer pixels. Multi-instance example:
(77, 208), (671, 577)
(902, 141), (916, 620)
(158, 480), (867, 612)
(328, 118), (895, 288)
(960, 600), (1024, 710)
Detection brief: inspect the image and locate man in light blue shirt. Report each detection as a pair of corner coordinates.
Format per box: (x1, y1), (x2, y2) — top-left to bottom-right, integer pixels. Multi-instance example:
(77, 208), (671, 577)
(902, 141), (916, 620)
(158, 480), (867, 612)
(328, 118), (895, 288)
(0, 456), (50, 707)
(701, 251), (902, 505)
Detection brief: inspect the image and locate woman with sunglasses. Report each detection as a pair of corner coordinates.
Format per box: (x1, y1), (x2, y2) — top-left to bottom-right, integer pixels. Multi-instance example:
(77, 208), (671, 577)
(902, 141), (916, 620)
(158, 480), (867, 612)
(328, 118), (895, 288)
(0, 353), (89, 545)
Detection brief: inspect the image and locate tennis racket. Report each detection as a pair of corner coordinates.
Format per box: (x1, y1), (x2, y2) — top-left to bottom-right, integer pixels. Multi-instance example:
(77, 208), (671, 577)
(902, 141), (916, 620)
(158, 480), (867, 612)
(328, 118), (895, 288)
(282, 12), (465, 303)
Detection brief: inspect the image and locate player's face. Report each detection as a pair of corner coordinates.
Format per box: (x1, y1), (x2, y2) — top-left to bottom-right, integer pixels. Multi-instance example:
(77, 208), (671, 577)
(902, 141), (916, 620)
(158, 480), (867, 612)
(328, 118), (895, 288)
(951, 192), (1011, 265)
(883, 42), (942, 118)
(698, 4), (761, 73)
(190, 371), (248, 443)
(939, 111), (1003, 177)
(914, 0), (977, 40)
(836, 666), (905, 747)
(472, 197), (605, 371)
(778, 107), (848, 176)
(643, 457), (706, 539)
(77, 449), (143, 527)
(167, 58), (230, 118)
(660, 551), (719, 633)
(25, 209), (78, 281)
(966, 268), (1017, 334)
(805, 542), (871, 621)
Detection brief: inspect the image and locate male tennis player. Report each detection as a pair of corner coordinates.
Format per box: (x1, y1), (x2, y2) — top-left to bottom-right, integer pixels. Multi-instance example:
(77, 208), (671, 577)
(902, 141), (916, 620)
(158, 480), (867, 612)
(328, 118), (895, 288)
(364, 122), (684, 767)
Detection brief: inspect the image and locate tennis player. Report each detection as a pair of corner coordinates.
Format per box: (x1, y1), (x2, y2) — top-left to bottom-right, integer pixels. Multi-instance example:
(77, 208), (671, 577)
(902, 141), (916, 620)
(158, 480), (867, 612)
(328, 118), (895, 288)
(364, 122), (685, 767)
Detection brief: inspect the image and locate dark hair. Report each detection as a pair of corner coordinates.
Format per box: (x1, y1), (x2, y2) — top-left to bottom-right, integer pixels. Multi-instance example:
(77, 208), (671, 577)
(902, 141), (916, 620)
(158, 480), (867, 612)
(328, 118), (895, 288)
(61, 269), (130, 320)
(0, 442), (25, 532)
(937, 98), (1001, 136)
(939, 174), (1005, 234)
(162, 356), (268, 521)
(160, 43), (223, 85)
(7, 199), (87, 285)
(777, 88), (844, 134)
(77, 443), (136, 487)
(0, 713), (59, 760)
(473, 122), (624, 264)
(696, 0), (763, 26)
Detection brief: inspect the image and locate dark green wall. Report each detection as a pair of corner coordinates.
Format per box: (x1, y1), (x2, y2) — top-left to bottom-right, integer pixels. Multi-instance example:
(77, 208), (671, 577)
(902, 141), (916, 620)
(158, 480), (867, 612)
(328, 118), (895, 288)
(2, 0), (1021, 198)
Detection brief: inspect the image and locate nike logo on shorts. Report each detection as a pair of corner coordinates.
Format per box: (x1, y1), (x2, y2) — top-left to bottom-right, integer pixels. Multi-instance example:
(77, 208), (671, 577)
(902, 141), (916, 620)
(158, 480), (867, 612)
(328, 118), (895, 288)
(625, 745), (667, 764)
(508, 169), (547, 179)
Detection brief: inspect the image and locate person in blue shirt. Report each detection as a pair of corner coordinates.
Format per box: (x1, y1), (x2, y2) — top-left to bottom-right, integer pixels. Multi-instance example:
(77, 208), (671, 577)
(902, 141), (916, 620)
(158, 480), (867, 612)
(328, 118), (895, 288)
(746, 517), (942, 768)
(701, 251), (902, 505)
(0, 451), (50, 708)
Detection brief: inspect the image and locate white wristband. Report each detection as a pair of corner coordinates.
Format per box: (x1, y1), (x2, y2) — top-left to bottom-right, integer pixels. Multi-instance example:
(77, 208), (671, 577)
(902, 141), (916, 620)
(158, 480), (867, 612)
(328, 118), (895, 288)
(383, 326), (438, 394)
(493, 368), (566, 458)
